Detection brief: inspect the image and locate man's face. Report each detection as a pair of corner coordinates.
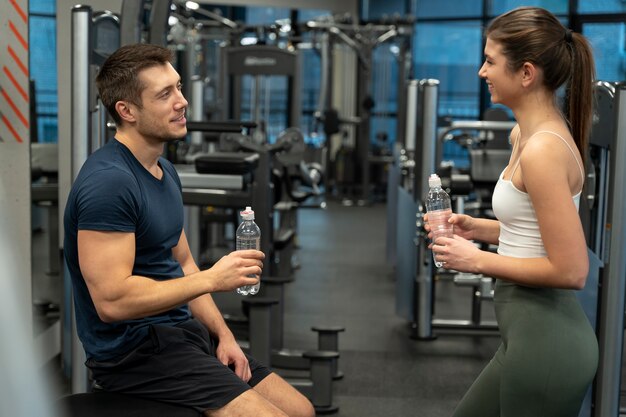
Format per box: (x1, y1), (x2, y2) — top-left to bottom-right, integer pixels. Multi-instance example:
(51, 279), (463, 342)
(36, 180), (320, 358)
(133, 63), (188, 142)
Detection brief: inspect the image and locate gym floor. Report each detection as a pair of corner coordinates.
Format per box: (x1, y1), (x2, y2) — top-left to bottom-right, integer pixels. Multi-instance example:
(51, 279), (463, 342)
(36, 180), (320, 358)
(35, 200), (625, 415)
(214, 200), (500, 416)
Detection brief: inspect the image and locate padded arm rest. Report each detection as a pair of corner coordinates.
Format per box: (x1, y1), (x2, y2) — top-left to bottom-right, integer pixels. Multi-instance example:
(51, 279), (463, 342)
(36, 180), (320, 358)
(469, 149), (510, 183)
(194, 152), (259, 175)
(186, 120), (257, 133)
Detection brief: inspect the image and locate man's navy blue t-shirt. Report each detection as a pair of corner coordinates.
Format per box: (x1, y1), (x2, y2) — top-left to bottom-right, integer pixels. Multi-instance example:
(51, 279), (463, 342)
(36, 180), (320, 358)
(64, 138), (191, 361)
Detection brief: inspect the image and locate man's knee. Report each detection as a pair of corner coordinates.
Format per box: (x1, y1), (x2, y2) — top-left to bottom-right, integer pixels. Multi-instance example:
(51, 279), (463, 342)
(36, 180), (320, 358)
(293, 398), (315, 417)
(253, 373), (315, 417)
(205, 389), (288, 417)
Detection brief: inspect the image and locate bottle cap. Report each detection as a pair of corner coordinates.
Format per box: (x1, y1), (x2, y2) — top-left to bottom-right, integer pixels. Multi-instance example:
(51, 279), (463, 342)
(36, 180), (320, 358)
(428, 173), (441, 188)
(240, 206), (255, 220)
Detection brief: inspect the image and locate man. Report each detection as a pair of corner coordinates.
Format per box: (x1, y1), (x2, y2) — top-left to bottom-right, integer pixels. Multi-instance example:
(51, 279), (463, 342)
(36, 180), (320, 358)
(63, 43), (314, 417)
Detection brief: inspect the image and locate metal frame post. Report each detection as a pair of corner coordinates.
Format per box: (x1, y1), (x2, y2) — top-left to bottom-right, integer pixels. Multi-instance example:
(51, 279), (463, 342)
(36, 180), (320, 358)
(413, 79), (439, 339)
(594, 84), (626, 417)
(69, 5), (93, 393)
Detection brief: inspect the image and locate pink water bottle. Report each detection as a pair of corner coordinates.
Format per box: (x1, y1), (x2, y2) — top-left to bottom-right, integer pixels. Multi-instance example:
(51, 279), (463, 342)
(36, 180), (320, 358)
(426, 174), (453, 267)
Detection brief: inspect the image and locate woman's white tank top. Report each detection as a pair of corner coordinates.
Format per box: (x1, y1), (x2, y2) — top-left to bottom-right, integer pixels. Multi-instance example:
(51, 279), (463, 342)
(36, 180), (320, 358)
(491, 131), (584, 258)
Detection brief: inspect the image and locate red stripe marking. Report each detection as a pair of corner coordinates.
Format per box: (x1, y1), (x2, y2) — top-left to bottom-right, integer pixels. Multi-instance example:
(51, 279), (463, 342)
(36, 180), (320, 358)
(9, 20), (28, 50)
(3, 66), (28, 102)
(7, 46), (28, 78)
(1, 114), (23, 143)
(9, 0), (28, 23)
(1, 89), (29, 128)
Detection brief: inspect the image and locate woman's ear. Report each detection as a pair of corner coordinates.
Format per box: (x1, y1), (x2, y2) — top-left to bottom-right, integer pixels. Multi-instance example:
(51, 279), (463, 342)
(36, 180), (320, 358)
(520, 62), (537, 87)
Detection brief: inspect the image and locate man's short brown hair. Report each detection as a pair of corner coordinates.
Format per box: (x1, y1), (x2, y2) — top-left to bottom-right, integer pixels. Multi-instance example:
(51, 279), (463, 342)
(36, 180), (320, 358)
(95, 43), (174, 125)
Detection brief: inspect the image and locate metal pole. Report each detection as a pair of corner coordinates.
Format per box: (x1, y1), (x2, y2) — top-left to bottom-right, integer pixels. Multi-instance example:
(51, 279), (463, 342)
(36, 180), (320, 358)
(190, 76), (204, 147)
(414, 79), (439, 200)
(404, 80), (418, 154)
(414, 79), (439, 340)
(72, 6), (91, 182)
(358, 46), (372, 205)
(594, 84), (626, 417)
(70, 5), (92, 394)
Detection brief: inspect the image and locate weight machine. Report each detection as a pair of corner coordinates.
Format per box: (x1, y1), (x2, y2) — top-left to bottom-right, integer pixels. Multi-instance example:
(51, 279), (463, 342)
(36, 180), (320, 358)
(306, 15), (414, 205)
(578, 81), (626, 417)
(391, 79), (516, 339)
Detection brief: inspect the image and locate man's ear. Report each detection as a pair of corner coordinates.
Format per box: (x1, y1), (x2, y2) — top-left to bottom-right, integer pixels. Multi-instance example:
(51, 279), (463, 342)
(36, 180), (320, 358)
(520, 62), (537, 88)
(115, 101), (137, 123)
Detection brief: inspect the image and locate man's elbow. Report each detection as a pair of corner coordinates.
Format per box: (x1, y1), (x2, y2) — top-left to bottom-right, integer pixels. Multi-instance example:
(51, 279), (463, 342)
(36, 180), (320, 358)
(94, 300), (125, 323)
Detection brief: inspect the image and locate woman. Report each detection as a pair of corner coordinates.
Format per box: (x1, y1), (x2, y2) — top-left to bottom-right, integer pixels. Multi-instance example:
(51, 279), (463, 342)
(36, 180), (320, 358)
(428, 7), (598, 417)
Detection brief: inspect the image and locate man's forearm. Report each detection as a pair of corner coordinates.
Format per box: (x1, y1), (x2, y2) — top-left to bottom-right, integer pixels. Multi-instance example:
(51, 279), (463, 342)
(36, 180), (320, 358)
(189, 294), (235, 341)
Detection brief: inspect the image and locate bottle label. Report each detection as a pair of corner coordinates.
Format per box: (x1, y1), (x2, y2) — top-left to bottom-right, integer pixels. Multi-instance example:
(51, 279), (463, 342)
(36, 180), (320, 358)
(236, 236), (260, 251)
(236, 236), (261, 296)
(428, 208), (453, 244)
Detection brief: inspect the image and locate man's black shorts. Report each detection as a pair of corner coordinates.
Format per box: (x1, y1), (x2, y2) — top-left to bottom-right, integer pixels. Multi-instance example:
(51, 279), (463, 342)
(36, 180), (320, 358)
(86, 319), (272, 413)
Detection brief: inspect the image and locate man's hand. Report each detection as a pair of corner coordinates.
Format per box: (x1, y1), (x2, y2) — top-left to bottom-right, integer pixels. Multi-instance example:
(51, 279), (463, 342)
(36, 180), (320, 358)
(216, 335), (252, 382)
(208, 250), (265, 292)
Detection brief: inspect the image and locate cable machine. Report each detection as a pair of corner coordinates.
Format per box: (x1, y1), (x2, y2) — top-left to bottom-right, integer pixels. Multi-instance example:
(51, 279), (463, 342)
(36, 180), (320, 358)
(306, 16), (414, 205)
(578, 81), (626, 417)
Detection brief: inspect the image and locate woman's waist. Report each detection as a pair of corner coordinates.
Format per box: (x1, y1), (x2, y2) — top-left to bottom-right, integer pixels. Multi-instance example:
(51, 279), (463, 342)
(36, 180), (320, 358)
(494, 279), (578, 304)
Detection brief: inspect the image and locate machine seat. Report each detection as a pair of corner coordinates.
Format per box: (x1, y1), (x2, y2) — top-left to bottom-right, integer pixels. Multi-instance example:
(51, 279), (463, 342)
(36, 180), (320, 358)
(58, 391), (200, 417)
(194, 152), (259, 176)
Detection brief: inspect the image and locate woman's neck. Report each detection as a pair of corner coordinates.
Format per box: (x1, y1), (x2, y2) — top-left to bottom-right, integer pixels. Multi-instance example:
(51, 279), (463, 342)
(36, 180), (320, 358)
(511, 92), (565, 140)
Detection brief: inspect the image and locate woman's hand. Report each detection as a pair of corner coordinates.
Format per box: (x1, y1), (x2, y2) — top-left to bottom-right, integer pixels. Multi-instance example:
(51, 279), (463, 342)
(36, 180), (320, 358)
(431, 235), (482, 274)
(424, 212), (475, 246)
(448, 213), (475, 241)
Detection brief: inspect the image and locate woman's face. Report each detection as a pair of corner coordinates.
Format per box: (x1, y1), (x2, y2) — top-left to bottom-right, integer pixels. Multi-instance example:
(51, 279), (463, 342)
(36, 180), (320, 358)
(478, 37), (522, 107)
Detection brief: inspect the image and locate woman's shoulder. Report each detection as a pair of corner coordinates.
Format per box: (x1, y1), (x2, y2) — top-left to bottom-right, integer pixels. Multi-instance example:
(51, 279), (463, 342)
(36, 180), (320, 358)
(524, 128), (578, 157)
(509, 124), (520, 146)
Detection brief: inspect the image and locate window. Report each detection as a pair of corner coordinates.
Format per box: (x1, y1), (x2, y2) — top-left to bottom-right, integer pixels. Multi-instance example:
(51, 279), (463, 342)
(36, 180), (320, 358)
(370, 45), (401, 148)
(578, 0), (626, 14)
(414, 21), (482, 120)
(362, 0), (408, 20)
(29, 0), (57, 143)
(582, 23), (626, 82)
(491, 0), (567, 16)
(416, 1), (482, 18)
(244, 6), (290, 25)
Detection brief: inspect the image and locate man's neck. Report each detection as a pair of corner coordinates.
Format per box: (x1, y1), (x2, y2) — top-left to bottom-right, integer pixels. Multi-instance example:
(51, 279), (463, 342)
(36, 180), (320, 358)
(115, 130), (164, 173)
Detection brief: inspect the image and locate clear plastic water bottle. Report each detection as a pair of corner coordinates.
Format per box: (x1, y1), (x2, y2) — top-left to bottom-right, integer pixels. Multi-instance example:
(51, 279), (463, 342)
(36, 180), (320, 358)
(236, 206), (261, 296)
(426, 174), (453, 268)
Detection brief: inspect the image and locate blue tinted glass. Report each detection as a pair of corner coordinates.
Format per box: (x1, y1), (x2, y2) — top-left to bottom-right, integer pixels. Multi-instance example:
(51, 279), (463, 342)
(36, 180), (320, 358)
(491, 0), (567, 15)
(362, 0), (407, 20)
(299, 9), (332, 22)
(416, 1), (481, 18)
(578, 0), (626, 13)
(29, 15), (57, 143)
(299, 47), (323, 145)
(245, 7), (290, 25)
(414, 21), (482, 119)
(29, 0), (55, 14)
(370, 45), (401, 148)
(583, 23), (626, 82)
(240, 76), (288, 143)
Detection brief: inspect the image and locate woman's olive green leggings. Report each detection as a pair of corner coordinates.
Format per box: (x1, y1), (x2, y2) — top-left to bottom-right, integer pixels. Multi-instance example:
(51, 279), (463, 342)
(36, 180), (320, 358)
(452, 281), (598, 417)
